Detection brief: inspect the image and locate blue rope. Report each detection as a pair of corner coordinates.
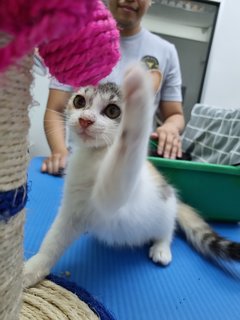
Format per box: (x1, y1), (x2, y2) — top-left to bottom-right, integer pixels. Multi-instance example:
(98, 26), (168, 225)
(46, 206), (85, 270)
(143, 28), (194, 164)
(47, 274), (116, 320)
(0, 184), (27, 222)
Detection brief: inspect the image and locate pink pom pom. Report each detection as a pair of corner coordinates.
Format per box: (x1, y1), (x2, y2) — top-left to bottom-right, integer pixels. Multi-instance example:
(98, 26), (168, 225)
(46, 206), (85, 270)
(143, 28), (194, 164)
(39, 0), (120, 87)
(0, 0), (120, 86)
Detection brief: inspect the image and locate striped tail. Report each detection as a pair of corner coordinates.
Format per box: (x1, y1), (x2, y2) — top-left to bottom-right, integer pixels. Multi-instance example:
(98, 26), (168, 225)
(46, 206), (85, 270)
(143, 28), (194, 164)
(177, 202), (240, 260)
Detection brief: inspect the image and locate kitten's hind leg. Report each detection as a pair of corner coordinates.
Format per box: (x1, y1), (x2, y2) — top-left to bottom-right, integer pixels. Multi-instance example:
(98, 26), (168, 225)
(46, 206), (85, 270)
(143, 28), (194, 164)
(149, 239), (172, 266)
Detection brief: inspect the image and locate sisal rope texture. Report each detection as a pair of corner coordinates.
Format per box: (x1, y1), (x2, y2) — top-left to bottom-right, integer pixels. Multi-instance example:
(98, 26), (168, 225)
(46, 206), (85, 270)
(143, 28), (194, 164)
(0, 33), (33, 320)
(20, 280), (99, 320)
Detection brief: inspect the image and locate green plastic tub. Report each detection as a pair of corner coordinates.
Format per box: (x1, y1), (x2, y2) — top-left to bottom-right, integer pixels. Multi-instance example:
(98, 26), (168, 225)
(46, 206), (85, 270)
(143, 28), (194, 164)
(148, 156), (240, 222)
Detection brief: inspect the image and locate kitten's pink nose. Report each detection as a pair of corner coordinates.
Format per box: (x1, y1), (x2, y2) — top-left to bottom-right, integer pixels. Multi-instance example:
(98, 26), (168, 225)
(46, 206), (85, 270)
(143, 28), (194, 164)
(79, 118), (94, 128)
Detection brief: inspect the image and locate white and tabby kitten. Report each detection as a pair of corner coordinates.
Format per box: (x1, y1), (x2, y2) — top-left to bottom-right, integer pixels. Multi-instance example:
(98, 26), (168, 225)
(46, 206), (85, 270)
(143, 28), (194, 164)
(24, 64), (240, 287)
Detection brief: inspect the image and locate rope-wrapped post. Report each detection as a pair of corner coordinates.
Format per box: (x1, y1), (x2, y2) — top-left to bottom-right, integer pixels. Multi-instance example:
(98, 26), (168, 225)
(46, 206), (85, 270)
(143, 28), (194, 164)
(0, 33), (33, 320)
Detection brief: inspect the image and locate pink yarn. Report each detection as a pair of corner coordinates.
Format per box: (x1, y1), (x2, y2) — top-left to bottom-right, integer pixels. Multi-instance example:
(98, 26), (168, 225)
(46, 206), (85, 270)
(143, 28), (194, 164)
(39, 0), (120, 87)
(0, 0), (120, 86)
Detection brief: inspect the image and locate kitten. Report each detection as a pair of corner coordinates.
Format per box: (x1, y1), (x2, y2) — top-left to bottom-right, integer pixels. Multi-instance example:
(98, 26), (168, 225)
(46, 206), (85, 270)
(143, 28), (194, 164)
(24, 64), (240, 288)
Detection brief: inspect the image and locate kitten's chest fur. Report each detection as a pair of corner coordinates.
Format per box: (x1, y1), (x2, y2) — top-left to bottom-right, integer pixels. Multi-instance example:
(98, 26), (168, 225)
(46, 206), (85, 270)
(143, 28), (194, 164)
(65, 148), (103, 204)
(64, 148), (176, 247)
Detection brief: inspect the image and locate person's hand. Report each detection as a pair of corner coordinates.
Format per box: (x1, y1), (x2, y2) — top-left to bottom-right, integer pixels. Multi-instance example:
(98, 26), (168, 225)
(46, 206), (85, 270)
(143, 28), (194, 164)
(41, 150), (68, 175)
(151, 123), (182, 159)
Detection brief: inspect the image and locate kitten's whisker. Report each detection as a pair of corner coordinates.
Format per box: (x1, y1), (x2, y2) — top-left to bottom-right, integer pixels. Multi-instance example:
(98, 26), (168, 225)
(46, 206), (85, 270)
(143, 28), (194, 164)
(47, 108), (67, 116)
(44, 120), (66, 124)
(67, 121), (76, 127)
(102, 133), (112, 147)
(45, 128), (66, 137)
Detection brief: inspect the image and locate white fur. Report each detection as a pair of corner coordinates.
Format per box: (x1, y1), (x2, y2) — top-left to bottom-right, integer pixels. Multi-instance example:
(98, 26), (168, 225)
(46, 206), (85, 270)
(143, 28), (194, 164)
(24, 64), (177, 287)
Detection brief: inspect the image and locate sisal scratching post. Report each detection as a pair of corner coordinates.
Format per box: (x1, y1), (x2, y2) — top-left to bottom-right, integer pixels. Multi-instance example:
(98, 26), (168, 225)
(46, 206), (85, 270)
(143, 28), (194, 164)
(0, 33), (33, 320)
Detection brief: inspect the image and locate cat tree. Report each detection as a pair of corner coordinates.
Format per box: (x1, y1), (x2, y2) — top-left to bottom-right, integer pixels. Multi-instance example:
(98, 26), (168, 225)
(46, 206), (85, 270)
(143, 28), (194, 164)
(0, 1), (119, 319)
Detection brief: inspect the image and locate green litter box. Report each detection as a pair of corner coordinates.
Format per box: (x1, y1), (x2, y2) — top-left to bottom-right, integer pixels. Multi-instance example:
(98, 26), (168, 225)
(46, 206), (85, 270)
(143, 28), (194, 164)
(148, 140), (240, 221)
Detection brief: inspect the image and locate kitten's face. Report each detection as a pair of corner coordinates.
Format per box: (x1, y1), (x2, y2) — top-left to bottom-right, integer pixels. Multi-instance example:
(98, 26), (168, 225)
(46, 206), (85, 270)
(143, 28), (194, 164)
(66, 83), (122, 148)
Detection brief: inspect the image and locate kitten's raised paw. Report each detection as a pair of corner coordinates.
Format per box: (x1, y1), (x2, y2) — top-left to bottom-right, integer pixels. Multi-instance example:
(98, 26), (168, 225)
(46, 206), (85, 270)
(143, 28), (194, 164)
(122, 64), (154, 135)
(124, 64), (147, 95)
(149, 242), (172, 266)
(24, 254), (51, 288)
(123, 64), (153, 110)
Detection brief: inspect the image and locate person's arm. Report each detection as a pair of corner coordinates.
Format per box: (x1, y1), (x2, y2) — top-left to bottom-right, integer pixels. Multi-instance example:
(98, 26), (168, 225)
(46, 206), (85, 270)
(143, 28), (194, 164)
(41, 89), (72, 175)
(151, 42), (185, 159)
(151, 101), (185, 159)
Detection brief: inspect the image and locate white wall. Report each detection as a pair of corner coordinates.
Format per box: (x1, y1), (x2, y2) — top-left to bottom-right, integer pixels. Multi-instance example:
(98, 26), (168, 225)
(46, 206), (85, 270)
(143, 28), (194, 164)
(142, 14), (212, 42)
(201, 0), (240, 108)
(29, 73), (50, 157)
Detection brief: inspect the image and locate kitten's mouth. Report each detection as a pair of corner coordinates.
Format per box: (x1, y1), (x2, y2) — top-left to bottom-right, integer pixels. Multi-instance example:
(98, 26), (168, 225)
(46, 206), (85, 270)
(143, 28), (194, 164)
(77, 129), (96, 142)
(78, 129), (94, 141)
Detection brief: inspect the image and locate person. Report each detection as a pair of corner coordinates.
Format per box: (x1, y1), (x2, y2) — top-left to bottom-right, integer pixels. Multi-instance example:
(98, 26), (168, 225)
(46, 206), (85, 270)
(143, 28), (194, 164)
(41, 0), (185, 175)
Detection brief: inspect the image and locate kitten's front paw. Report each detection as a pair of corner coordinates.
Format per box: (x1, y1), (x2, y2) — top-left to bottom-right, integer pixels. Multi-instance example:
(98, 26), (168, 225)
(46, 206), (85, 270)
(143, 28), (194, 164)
(24, 254), (51, 288)
(149, 242), (172, 266)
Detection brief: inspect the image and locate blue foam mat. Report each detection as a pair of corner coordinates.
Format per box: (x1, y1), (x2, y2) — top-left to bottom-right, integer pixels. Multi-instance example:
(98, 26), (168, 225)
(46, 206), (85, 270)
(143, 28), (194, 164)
(25, 157), (240, 320)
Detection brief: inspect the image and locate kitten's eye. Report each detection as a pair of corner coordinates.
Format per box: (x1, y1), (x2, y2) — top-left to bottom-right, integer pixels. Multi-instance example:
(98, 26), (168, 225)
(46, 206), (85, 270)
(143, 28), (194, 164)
(103, 104), (121, 119)
(73, 95), (86, 109)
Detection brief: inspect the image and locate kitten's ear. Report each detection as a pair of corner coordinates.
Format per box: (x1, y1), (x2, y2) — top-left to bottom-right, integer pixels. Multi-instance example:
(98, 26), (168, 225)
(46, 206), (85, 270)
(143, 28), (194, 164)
(148, 69), (162, 94)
